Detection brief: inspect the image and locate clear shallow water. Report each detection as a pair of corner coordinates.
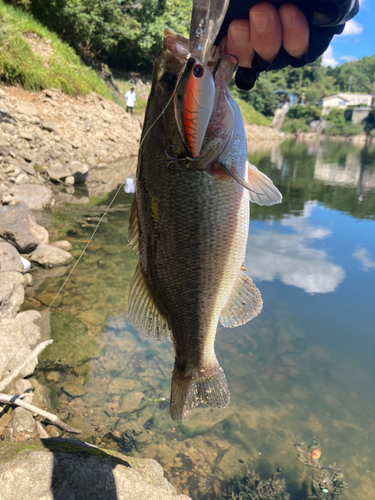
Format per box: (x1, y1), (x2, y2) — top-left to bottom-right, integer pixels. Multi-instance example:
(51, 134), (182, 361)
(26, 139), (375, 499)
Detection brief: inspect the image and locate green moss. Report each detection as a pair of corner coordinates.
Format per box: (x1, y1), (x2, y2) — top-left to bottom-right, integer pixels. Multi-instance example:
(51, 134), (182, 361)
(40, 311), (102, 366)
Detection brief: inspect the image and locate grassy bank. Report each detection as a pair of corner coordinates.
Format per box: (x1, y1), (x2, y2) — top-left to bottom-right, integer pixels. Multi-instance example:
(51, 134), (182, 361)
(0, 1), (110, 97)
(0, 0), (272, 128)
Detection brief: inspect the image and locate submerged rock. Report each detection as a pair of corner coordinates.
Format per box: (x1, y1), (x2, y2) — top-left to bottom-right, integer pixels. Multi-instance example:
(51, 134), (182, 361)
(0, 439), (191, 500)
(50, 240), (72, 251)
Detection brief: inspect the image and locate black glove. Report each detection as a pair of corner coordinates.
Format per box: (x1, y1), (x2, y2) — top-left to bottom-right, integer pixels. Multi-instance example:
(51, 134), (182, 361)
(214, 0), (359, 91)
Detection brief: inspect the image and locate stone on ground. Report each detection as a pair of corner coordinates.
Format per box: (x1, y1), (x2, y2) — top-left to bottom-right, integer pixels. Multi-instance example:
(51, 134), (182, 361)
(30, 244), (73, 267)
(0, 203), (49, 253)
(0, 439), (192, 500)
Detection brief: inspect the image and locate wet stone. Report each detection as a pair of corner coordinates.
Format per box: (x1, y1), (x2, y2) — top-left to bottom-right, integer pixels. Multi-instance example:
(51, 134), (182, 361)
(108, 378), (142, 395)
(64, 383), (85, 398)
(45, 424), (61, 437)
(50, 240), (72, 251)
(45, 371), (60, 383)
(119, 391), (145, 414)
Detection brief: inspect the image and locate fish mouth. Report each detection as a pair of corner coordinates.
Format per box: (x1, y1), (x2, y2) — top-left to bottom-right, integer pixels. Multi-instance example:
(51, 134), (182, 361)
(163, 28), (236, 161)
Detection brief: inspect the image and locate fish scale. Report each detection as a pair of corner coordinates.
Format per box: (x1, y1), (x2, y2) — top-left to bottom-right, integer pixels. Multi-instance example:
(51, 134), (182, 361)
(128, 28), (281, 420)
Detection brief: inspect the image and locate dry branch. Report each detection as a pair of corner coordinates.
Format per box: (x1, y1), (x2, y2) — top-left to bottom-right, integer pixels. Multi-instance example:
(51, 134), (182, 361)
(0, 393), (82, 434)
(0, 340), (53, 392)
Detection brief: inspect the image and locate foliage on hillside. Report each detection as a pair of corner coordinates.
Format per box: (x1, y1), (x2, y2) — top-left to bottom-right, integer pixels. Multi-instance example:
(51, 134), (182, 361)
(2, 0), (375, 133)
(6, 0), (373, 102)
(4, 0), (192, 71)
(0, 1), (110, 96)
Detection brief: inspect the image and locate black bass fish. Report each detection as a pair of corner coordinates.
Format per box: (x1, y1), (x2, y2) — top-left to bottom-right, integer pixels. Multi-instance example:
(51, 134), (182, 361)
(128, 28), (282, 420)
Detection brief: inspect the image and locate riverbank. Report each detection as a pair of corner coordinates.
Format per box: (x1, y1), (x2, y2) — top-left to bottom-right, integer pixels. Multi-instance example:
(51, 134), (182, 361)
(0, 83), (190, 498)
(293, 130), (375, 143)
(0, 82), (284, 498)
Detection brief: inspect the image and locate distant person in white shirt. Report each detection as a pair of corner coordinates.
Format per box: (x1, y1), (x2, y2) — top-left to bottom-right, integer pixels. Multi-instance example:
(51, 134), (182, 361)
(125, 88), (136, 114)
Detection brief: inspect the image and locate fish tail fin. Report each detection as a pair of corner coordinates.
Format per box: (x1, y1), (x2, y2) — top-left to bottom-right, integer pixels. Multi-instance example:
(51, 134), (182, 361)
(170, 357), (230, 420)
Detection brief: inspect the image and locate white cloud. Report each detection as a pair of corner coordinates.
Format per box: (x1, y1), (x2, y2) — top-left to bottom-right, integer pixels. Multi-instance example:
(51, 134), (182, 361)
(342, 19), (363, 36)
(340, 55), (358, 63)
(353, 248), (375, 271)
(322, 46), (338, 68)
(246, 201), (345, 294)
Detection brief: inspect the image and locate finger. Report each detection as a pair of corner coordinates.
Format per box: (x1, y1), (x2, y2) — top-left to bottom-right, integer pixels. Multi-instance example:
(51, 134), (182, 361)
(226, 19), (254, 68)
(279, 4), (309, 58)
(249, 2), (282, 63)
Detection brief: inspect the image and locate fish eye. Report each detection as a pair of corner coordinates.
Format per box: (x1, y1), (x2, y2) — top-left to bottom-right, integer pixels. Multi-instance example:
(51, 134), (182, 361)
(159, 72), (177, 91)
(193, 64), (204, 78)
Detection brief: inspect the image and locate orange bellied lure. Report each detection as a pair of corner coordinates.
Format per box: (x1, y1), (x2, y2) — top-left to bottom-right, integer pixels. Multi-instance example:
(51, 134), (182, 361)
(174, 57), (215, 159)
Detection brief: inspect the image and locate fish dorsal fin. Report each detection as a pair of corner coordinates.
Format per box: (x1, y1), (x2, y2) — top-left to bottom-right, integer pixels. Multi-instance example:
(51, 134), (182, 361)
(247, 161), (283, 206)
(128, 198), (140, 255)
(128, 262), (171, 340)
(220, 270), (263, 328)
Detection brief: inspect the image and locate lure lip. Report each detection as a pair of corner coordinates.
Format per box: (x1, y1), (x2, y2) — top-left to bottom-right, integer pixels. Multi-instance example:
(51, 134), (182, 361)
(174, 57), (215, 159)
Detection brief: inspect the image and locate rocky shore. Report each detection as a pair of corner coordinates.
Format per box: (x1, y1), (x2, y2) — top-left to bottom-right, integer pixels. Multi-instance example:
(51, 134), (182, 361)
(0, 84), (192, 499)
(0, 81), (286, 499)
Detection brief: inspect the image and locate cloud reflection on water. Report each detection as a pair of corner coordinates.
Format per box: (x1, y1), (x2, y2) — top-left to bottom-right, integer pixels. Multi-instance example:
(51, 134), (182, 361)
(353, 247), (375, 271)
(246, 201), (345, 294)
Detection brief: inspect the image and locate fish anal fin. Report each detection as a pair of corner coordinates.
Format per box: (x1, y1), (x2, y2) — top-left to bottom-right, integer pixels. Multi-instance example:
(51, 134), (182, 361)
(128, 262), (171, 340)
(247, 161), (283, 206)
(170, 356), (230, 420)
(220, 271), (263, 328)
(128, 198), (140, 255)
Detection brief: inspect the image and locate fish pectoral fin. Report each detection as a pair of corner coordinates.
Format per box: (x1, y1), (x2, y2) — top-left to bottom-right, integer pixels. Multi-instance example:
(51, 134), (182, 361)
(128, 262), (171, 340)
(247, 161), (283, 206)
(170, 356), (230, 420)
(220, 271), (263, 328)
(128, 198), (140, 255)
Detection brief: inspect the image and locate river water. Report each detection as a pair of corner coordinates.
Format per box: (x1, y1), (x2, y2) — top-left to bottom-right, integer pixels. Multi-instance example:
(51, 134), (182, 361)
(25, 139), (375, 499)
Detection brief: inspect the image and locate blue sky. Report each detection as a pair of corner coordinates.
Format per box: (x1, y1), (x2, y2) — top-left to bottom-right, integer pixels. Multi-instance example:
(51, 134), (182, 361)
(322, 0), (374, 67)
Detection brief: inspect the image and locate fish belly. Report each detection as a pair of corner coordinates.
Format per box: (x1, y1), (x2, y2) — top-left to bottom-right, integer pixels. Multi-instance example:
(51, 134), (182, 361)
(135, 156), (249, 418)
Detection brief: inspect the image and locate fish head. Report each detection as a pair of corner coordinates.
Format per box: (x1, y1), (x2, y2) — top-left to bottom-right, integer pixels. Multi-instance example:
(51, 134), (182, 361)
(143, 28), (237, 168)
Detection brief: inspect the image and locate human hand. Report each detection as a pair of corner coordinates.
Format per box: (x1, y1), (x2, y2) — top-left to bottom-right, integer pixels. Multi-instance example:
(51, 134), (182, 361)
(224, 2), (309, 68)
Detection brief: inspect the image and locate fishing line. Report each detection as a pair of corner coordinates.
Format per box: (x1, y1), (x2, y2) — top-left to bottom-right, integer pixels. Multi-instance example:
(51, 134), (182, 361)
(4, 61), (183, 377)
(138, 83), (179, 151)
(4, 167), (131, 380)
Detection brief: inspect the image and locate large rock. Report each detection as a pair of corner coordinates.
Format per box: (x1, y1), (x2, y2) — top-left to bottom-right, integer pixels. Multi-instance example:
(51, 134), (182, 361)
(0, 203), (49, 253)
(0, 275), (24, 319)
(0, 318), (38, 379)
(0, 241), (23, 272)
(47, 160), (89, 184)
(0, 439), (191, 500)
(15, 310), (42, 347)
(30, 244), (73, 267)
(47, 163), (72, 182)
(10, 185), (54, 210)
(67, 160), (89, 183)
